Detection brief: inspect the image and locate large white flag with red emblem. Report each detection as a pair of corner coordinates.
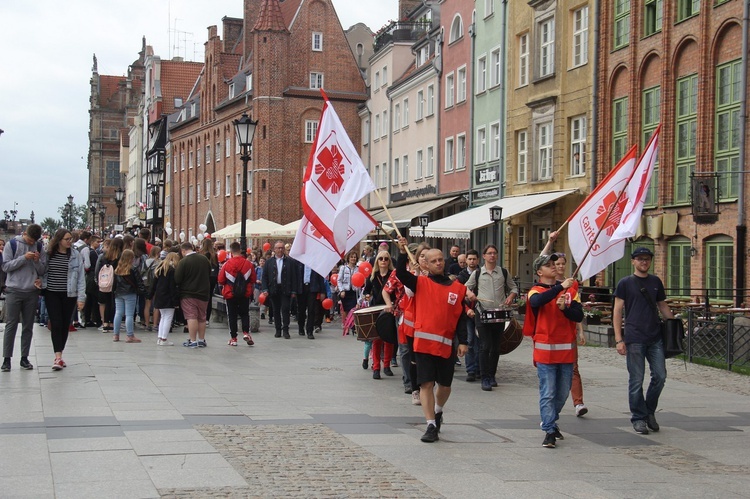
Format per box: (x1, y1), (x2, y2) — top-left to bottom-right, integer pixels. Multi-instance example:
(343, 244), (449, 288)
(301, 94), (377, 255)
(611, 125), (660, 242)
(290, 203), (375, 278)
(567, 145), (638, 281)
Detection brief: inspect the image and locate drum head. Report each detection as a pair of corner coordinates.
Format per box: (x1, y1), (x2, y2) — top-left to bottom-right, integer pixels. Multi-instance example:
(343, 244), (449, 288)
(375, 311), (398, 345)
(498, 318), (523, 355)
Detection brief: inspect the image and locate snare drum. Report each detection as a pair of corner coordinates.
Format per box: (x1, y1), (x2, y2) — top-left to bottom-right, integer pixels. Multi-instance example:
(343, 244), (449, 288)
(479, 307), (513, 324)
(353, 305), (387, 341)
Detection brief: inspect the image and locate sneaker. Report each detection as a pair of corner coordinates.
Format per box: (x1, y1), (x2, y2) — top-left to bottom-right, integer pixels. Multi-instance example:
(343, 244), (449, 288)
(243, 333), (254, 346)
(183, 340), (199, 348)
(435, 411), (443, 433)
(60, 359), (67, 367)
(125, 336), (142, 343)
(260, 313), (265, 320)
(1, 358), (10, 372)
(274, 332), (282, 338)
(85, 322), (98, 328)
(73, 322), (84, 328)
(362, 358), (368, 370)
(307, 333), (315, 340)
(411, 390), (421, 406)
(39, 322), (46, 327)
(490, 377), (498, 387)
(197, 339), (207, 348)
(157, 338), (174, 346)
(52, 358), (64, 371)
(481, 378), (493, 391)
(383, 367), (394, 376)
(646, 414), (660, 432)
(68, 325), (77, 332)
(113, 335), (120, 342)
(633, 420), (649, 434)
(404, 386), (412, 394)
(575, 404), (589, 417)
(455, 359), (462, 366)
(325, 317), (331, 323)
(553, 427), (564, 440)
(228, 338), (238, 346)
(391, 359), (399, 368)
(466, 373), (477, 382)
(20, 358), (33, 370)
(313, 327), (321, 335)
(283, 332), (290, 339)
(420, 423), (439, 443)
(146, 326), (153, 332)
(542, 433), (556, 448)
(372, 370), (381, 380)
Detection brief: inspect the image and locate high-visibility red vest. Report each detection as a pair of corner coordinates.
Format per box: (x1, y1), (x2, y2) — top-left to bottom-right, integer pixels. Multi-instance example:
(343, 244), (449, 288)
(398, 295), (416, 343)
(524, 283), (577, 364)
(412, 277), (466, 359)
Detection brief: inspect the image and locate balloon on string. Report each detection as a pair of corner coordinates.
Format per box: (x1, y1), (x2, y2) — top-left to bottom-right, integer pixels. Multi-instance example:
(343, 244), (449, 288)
(165, 222), (172, 229)
(262, 242), (271, 252)
(322, 298), (333, 310)
(351, 272), (365, 288)
(199, 224), (207, 232)
(197, 234), (204, 241)
(258, 292), (268, 305)
(204, 233), (211, 239)
(329, 274), (338, 287)
(359, 261), (373, 277)
(179, 232), (186, 242)
(165, 227), (173, 235)
(217, 249), (227, 262)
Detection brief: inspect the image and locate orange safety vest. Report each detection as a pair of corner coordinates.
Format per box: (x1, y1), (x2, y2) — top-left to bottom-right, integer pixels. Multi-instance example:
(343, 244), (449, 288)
(524, 283), (577, 364)
(398, 295), (416, 343)
(412, 277), (466, 359)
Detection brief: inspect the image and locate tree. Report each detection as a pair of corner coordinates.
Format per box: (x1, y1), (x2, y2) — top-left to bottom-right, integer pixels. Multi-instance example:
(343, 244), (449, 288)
(40, 217), (62, 235)
(56, 203), (89, 230)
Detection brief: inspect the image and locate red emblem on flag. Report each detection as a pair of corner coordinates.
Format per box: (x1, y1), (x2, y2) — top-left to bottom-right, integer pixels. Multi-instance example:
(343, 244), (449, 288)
(595, 191), (628, 236)
(314, 144), (346, 194)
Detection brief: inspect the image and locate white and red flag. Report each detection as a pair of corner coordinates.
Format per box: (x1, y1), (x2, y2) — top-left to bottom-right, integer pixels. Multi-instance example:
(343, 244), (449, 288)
(611, 125), (660, 241)
(567, 145), (638, 281)
(300, 92), (377, 255)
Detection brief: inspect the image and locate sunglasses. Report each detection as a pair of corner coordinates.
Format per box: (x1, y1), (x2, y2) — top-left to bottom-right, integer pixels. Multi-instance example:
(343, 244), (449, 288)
(377, 256), (390, 261)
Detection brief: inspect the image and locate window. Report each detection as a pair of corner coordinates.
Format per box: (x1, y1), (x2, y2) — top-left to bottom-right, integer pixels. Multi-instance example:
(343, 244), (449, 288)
(519, 34), (529, 86)
(394, 104), (401, 130)
(476, 127), (487, 164)
(216, 142), (221, 162)
(374, 165), (380, 187)
(570, 116), (586, 176)
(226, 175), (231, 196)
(180, 153), (185, 171)
(484, 0), (494, 18)
(706, 237), (733, 301)
(488, 48), (502, 88)
(105, 160), (120, 186)
(374, 114), (380, 140)
(206, 181), (210, 199)
(457, 66), (467, 102)
(614, 0), (630, 49)
(715, 59), (741, 200)
(427, 85), (434, 116)
(450, 15), (463, 43)
(363, 119), (370, 145)
(477, 55), (487, 93)
(226, 138), (231, 158)
(393, 158), (400, 186)
(612, 97), (629, 164)
(457, 134), (466, 170)
(215, 180), (220, 197)
(197, 148), (202, 167)
(537, 122), (553, 180)
(382, 67), (388, 87)
(417, 90), (424, 120)
(382, 110), (388, 138)
(402, 155), (409, 183)
(189, 151), (194, 169)
(517, 130), (528, 183)
(539, 18), (555, 77)
(445, 137), (455, 172)
(675, 74), (697, 204)
(403, 99), (409, 127)
(374, 71), (380, 89)
(228, 82), (235, 99)
(310, 72), (324, 89)
(445, 73), (455, 107)
(644, 0), (663, 36)
(642, 86), (660, 207)
(236, 173), (242, 195)
(305, 120), (318, 144)
(427, 146), (434, 177)
(490, 122), (500, 160)
(382, 162), (388, 187)
(312, 32), (323, 51)
(247, 170), (253, 193)
(417, 45), (429, 67)
(572, 6), (588, 67)
(181, 187), (186, 205)
(667, 238), (691, 298)
(416, 149), (424, 179)
(197, 183), (201, 203)
(246, 73), (253, 92)
(677, 0), (699, 22)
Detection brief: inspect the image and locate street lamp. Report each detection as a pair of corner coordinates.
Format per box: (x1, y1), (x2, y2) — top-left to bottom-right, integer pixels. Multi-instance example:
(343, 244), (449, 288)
(489, 205), (503, 264)
(99, 207), (107, 236)
(147, 162), (164, 244)
(66, 195), (74, 230)
(114, 187), (125, 227)
(417, 214), (429, 240)
(233, 112), (258, 253)
(89, 200), (99, 234)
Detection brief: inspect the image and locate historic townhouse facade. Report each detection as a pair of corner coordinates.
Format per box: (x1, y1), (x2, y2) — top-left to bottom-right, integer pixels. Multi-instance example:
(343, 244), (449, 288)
(597, 0), (750, 305)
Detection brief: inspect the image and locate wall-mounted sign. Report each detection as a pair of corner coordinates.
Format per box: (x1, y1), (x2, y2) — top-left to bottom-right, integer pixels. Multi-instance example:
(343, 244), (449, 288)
(475, 165), (500, 185)
(391, 184), (436, 203)
(472, 187), (499, 203)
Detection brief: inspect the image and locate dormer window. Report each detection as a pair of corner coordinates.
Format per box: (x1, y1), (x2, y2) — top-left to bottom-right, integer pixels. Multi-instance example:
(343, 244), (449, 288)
(228, 83), (235, 99)
(174, 97), (183, 108)
(416, 45), (430, 67)
(246, 73), (253, 92)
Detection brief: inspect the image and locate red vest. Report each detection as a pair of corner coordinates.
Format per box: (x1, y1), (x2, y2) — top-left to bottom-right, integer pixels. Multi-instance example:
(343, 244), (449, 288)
(398, 295), (416, 343)
(524, 284), (577, 364)
(412, 277), (466, 358)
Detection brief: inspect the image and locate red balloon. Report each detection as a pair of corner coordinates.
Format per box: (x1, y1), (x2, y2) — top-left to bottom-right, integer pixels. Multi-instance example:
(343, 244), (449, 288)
(351, 272), (365, 288)
(329, 274), (338, 287)
(262, 242), (271, 252)
(359, 261), (373, 277)
(217, 249), (227, 262)
(258, 292), (268, 305)
(322, 298), (333, 310)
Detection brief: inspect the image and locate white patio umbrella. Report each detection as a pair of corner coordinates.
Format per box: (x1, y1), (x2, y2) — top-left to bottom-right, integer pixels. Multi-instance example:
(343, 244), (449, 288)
(216, 218), (282, 239)
(271, 218), (302, 238)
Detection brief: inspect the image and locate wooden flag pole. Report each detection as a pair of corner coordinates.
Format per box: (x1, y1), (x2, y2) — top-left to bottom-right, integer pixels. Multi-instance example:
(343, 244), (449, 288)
(372, 188), (417, 267)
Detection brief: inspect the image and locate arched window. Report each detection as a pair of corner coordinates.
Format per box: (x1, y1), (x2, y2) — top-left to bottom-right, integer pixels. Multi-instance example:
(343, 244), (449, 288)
(449, 15), (463, 43)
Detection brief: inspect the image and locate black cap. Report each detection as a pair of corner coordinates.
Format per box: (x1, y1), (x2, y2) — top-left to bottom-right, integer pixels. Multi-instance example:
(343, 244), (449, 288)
(532, 253), (559, 273)
(631, 247), (654, 258)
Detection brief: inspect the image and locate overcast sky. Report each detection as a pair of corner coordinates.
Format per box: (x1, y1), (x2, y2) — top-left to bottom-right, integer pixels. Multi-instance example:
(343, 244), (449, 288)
(0, 0), (398, 225)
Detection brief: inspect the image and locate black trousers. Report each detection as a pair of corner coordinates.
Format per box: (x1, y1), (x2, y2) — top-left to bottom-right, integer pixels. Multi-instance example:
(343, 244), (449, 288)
(297, 286), (323, 335)
(226, 295), (249, 338)
(269, 292), (291, 334)
(477, 321), (505, 379)
(45, 291), (76, 354)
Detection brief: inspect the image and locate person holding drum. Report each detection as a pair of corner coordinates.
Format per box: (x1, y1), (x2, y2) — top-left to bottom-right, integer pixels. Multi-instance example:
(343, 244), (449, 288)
(337, 250), (361, 337)
(464, 244), (518, 392)
(363, 250), (395, 379)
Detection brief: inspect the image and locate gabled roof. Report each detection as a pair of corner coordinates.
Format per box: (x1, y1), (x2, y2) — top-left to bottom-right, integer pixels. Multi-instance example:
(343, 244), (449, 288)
(279, 0), (303, 29)
(98, 75), (126, 109)
(253, 0), (288, 32)
(160, 61), (203, 115)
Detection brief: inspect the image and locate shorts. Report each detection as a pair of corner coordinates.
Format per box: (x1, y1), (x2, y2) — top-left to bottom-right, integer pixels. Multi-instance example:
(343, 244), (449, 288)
(180, 297), (208, 322)
(415, 351), (456, 387)
(97, 290), (112, 305)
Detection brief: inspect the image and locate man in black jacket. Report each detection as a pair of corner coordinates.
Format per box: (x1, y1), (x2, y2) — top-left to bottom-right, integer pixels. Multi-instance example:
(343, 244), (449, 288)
(295, 261), (326, 339)
(261, 241), (298, 339)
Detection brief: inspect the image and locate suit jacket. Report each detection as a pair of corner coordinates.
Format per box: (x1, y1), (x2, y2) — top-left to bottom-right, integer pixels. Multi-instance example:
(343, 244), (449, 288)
(294, 260), (326, 294)
(262, 255), (297, 296)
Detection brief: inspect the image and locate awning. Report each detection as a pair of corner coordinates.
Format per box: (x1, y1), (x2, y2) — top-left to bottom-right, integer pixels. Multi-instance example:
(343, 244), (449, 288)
(410, 189), (578, 239)
(370, 196), (461, 227)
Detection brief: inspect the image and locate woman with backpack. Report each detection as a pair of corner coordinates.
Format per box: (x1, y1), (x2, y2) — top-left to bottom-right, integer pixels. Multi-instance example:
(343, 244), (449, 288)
(95, 237), (123, 334)
(41, 229), (86, 371)
(151, 252), (181, 346)
(112, 249), (145, 343)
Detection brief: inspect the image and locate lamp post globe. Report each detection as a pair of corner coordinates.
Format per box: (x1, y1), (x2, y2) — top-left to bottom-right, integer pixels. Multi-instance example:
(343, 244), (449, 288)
(233, 113), (258, 253)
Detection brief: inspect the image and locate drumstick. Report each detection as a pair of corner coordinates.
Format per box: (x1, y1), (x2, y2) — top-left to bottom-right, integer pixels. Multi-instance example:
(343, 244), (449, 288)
(373, 188), (417, 267)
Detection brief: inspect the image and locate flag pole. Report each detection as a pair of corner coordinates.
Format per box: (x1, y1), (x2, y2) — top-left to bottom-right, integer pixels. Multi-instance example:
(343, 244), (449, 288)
(372, 188), (417, 266)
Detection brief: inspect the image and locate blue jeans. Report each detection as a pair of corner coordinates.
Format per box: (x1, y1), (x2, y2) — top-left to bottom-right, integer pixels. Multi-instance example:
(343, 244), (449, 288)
(113, 293), (137, 337)
(626, 338), (666, 422)
(537, 362), (573, 433)
(465, 320), (479, 375)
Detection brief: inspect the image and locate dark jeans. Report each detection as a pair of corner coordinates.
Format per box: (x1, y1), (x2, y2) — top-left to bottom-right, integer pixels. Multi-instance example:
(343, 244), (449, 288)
(83, 288), (101, 324)
(537, 362), (573, 433)
(44, 291), (76, 353)
(465, 319), (479, 375)
(269, 292), (291, 334)
(226, 295), (249, 338)
(297, 287), (323, 335)
(626, 338), (667, 422)
(477, 321), (504, 379)
(3, 288), (40, 358)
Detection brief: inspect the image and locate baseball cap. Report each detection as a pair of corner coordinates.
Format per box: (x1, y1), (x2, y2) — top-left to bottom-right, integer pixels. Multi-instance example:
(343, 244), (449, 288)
(631, 247), (654, 258)
(532, 253), (559, 273)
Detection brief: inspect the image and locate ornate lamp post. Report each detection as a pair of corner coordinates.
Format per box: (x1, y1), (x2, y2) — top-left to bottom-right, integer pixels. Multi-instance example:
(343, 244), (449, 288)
(114, 187), (125, 227)
(147, 161), (164, 245)
(66, 194), (74, 230)
(233, 113), (258, 253)
(99, 207), (107, 236)
(89, 200), (99, 234)
(417, 215), (429, 241)
(489, 205), (504, 265)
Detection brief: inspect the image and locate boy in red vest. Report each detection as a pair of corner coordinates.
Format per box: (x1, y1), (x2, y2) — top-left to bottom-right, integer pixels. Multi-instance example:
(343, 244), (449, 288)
(523, 254), (583, 448)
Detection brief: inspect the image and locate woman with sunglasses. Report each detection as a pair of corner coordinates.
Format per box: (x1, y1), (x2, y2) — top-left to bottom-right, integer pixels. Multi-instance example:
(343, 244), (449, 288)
(337, 249), (361, 335)
(42, 229), (86, 371)
(363, 250), (395, 379)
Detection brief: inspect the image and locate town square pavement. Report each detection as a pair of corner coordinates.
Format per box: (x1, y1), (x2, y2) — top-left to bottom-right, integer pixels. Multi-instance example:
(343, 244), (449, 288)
(1, 318), (749, 498)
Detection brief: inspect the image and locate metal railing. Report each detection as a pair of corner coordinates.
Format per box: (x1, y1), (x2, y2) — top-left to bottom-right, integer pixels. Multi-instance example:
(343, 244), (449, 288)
(686, 309), (750, 371)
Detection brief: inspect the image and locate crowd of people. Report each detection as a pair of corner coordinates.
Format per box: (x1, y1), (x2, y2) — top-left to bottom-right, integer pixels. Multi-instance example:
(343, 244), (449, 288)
(0, 224), (675, 448)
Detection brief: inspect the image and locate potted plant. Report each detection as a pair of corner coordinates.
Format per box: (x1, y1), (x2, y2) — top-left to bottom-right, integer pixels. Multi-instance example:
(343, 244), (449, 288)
(584, 305), (603, 325)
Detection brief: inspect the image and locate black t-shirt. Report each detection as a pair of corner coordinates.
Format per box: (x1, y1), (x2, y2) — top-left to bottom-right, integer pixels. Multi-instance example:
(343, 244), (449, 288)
(614, 274), (666, 344)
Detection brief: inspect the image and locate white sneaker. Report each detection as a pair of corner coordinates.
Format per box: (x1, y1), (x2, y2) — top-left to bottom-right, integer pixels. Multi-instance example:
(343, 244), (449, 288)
(575, 404), (588, 417)
(411, 390), (421, 406)
(157, 338), (174, 346)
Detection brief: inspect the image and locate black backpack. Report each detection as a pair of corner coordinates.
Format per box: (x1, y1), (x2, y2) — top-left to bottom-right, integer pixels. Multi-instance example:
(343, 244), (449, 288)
(232, 269), (247, 298)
